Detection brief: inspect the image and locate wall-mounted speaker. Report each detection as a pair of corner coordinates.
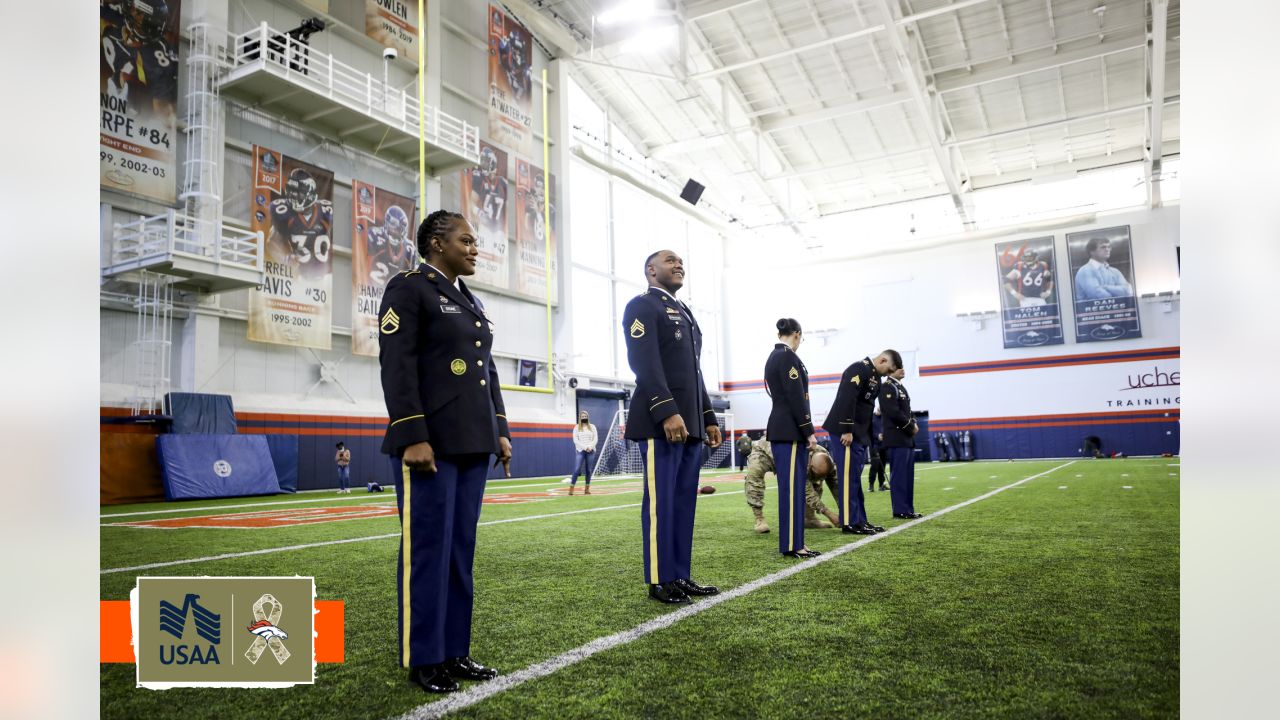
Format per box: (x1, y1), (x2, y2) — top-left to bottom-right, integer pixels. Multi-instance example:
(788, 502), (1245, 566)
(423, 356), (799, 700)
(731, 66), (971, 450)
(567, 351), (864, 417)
(680, 179), (705, 206)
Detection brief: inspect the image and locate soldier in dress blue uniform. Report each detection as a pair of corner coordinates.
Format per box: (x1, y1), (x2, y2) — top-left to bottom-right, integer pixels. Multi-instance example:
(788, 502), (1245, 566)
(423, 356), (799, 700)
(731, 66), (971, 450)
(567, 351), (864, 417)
(821, 350), (900, 535)
(622, 249), (723, 604)
(879, 366), (923, 519)
(378, 210), (513, 694)
(764, 318), (822, 558)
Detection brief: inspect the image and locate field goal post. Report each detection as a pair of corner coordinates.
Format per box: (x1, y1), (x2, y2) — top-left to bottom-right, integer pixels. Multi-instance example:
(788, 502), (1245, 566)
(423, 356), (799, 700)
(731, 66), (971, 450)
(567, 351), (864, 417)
(592, 408), (735, 479)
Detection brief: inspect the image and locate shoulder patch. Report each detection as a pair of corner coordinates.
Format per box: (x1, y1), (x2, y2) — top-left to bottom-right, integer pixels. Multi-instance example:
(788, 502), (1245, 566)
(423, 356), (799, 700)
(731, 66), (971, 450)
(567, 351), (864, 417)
(788, 366), (799, 380)
(629, 319), (646, 338)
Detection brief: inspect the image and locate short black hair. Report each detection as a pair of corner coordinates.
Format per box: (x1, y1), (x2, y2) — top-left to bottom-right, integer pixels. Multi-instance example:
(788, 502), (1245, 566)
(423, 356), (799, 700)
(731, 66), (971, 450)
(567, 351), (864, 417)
(1085, 237), (1110, 254)
(644, 250), (661, 276)
(882, 348), (903, 371)
(776, 318), (802, 336)
(336, 442), (345, 448)
(416, 209), (466, 259)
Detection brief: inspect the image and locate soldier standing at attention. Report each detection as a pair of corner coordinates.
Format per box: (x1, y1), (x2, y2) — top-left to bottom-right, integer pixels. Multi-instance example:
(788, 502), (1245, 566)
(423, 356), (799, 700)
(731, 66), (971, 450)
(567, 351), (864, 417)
(880, 366), (923, 519)
(764, 318), (821, 558)
(622, 249), (723, 604)
(821, 351), (899, 534)
(378, 210), (513, 694)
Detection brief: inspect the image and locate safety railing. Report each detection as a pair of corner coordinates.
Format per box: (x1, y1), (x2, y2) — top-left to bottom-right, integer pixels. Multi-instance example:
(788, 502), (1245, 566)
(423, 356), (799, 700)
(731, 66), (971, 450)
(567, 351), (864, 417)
(106, 209), (263, 277)
(221, 23), (480, 164)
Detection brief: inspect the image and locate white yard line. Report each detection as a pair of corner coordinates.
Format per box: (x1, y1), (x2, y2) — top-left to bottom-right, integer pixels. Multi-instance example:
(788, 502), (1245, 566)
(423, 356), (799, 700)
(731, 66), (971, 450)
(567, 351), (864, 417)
(100, 488), (758, 575)
(391, 461), (1077, 720)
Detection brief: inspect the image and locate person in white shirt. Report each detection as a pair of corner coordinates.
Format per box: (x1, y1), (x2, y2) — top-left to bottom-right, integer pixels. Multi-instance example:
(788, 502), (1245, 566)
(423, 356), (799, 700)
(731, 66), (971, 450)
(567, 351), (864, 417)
(569, 410), (598, 495)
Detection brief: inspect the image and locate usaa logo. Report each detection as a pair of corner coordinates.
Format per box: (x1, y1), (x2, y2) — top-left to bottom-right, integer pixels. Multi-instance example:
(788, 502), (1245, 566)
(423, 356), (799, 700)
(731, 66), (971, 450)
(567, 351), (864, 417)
(158, 594), (222, 665)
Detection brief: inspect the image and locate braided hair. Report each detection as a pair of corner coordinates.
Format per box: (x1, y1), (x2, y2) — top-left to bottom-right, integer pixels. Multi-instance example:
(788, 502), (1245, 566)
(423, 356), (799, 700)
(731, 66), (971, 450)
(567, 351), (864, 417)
(416, 209), (466, 260)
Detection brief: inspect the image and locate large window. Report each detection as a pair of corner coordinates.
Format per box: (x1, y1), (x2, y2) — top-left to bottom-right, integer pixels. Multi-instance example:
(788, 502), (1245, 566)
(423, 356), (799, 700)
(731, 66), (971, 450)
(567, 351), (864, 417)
(567, 76), (727, 387)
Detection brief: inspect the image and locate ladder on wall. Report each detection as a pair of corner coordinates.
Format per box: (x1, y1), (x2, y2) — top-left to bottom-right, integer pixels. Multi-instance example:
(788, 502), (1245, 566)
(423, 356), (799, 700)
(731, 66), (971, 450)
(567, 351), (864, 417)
(130, 270), (174, 415)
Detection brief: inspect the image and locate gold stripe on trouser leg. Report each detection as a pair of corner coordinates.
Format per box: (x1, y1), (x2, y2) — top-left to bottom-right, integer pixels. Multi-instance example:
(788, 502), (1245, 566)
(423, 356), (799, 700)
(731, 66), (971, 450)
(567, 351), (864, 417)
(843, 445), (851, 523)
(646, 442), (659, 584)
(790, 442), (798, 551)
(401, 462), (411, 668)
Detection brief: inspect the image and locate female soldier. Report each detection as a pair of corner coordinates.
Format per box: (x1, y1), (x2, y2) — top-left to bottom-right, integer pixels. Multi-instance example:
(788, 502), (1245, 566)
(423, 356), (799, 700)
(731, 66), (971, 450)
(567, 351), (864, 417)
(763, 318), (821, 558)
(378, 210), (513, 694)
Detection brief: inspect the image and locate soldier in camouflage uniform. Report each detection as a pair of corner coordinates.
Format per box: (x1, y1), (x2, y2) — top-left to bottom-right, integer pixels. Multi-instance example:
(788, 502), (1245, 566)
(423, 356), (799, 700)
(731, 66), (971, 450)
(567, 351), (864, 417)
(744, 437), (841, 533)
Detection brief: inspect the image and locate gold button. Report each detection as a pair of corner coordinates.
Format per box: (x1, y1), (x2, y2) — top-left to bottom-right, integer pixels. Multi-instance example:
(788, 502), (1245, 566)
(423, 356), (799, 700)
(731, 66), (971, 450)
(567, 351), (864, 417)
(475, 321), (482, 327)
(480, 379), (486, 386)
(474, 341), (482, 347)
(477, 360), (484, 366)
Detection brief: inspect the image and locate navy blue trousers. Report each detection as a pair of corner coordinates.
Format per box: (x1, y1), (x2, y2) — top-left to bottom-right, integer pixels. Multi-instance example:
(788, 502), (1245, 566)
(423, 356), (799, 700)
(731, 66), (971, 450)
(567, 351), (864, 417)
(772, 442), (809, 554)
(637, 438), (701, 585)
(570, 450), (594, 485)
(831, 442), (869, 526)
(395, 453), (488, 668)
(886, 447), (916, 515)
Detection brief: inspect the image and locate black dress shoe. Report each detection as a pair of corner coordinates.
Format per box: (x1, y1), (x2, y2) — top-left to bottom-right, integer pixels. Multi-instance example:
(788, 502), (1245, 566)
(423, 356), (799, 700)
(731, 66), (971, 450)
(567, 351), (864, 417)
(841, 524), (876, 535)
(879, 485), (889, 491)
(445, 656), (498, 681)
(649, 582), (691, 604)
(908, 512), (923, 519)
(675, 578), (720, 596)
(410, 664), (460, 693)
(868, 524), (886, 533)
(783, 548), (821, 558)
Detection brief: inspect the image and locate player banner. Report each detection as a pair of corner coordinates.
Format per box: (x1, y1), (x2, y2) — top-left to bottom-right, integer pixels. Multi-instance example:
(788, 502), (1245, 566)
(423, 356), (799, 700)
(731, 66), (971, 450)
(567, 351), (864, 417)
(1066, 225), (1142, 343)
(365, 0), (418, 58)
(488, 6), (533, 155)
(461, 142), (511, 289)
(248, 145), (335, 350)
(514, 159), (557, 301)
(100, 0), (181, 205)
(352, 181), (417, 357)
(995, 236), (1064, 348)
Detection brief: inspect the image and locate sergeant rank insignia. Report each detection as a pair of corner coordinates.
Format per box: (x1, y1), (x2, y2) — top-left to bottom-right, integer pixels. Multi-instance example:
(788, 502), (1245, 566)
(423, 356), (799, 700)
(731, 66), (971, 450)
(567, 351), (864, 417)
(380, 308), (400, 334)
(629, 319), (646, 338)
(851, 375), (861, 385)
(788, 366), (799, 380)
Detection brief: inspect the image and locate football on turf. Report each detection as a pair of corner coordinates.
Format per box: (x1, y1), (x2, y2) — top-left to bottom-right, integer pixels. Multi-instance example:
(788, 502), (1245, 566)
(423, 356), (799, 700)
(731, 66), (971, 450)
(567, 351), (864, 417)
(699, 485), (716, 494)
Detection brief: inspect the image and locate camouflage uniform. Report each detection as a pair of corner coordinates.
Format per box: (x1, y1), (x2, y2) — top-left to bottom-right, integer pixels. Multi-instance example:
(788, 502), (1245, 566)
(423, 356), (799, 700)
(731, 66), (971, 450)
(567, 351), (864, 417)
(744, 439), (838, 518)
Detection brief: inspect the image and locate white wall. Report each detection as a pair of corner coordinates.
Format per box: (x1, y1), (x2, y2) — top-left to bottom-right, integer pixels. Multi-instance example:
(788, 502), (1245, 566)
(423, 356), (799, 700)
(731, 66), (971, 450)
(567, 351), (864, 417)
(723, 205), (1181, 427)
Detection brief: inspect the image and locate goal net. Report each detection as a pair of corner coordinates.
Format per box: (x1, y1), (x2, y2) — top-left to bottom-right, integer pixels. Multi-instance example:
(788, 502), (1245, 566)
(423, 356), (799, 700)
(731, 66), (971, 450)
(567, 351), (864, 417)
(591, 409), (736, 479)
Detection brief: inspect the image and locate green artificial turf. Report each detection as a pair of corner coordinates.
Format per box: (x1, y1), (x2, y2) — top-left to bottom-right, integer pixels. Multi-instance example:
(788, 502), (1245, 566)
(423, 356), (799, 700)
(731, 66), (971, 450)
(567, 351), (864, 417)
(101, 459), (1178, 719)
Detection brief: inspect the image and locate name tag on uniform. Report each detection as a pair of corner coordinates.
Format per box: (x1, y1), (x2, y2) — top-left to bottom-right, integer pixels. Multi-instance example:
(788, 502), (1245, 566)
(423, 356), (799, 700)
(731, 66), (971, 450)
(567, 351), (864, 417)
(440, 304), (461, 314)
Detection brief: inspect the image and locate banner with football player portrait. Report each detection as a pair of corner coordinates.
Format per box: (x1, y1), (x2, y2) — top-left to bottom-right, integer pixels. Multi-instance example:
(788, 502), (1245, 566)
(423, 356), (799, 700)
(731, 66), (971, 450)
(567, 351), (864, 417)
(994, 236), (1064, 349)
(460, 141), (511, 289)
(487, 6), (533, 155)
(514, 159), (557, 302)
(1066, 225), (1142, 343)
(351, 180), (417, 357)
(247, 145), (335, 350)
(365, 0), (418, 58)
(99, 0), (182, 205)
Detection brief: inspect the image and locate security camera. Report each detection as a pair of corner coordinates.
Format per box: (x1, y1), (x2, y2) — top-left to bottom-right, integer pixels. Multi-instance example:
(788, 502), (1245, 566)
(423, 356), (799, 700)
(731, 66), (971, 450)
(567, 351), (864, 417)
(383, 47), (398, 60)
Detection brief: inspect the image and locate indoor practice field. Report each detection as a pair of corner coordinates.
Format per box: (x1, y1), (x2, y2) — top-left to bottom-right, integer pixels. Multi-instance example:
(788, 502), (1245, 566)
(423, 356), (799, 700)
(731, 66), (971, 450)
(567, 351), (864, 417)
(101, 458), (1179, 719)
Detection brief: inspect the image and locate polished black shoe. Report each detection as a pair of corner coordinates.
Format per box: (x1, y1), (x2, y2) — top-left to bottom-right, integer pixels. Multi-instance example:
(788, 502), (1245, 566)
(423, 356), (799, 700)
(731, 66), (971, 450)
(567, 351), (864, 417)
(675, 578), (720, 596)
(867, 524), (886, 533)
(907, 512), (924, 519)
(783, 548), (821, 558)
(649, 582), (691, 604)
(841, 523), (876, 535)
(410, 664), (460, 693)
(445, 656), (498, 681)
(893, 513), (913, 519)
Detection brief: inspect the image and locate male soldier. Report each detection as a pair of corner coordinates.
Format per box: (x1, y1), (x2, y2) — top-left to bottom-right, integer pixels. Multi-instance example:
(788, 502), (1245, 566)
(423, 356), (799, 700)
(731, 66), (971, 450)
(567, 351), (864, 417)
(734, 431), (753, 471)
(743, 437), (841, 533)
(622, 249), (722, 604)
(880, 366), (923, 519)
(868, 409), (888, 492)
(822, 351), (899, 534)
